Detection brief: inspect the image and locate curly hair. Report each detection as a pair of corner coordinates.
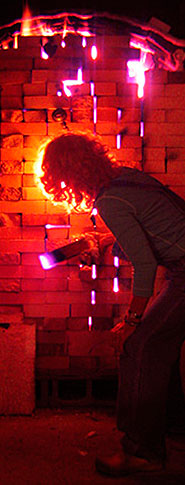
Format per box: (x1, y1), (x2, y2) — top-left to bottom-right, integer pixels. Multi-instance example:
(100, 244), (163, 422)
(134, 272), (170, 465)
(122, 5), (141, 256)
(39, 131), (123, 212)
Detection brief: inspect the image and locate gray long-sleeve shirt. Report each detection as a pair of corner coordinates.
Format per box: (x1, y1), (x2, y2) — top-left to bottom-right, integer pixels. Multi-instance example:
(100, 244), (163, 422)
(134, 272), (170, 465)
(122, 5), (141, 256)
(95, 168), (185, 297)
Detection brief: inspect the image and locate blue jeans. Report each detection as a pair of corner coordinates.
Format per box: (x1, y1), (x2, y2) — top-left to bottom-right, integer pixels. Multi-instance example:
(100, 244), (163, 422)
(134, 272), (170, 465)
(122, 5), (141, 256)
(117, 260), (185, 462)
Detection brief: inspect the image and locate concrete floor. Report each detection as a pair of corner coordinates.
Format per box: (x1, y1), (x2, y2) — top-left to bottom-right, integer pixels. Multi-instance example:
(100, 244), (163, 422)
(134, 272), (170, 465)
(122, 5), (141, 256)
(0, 408), (185, 485)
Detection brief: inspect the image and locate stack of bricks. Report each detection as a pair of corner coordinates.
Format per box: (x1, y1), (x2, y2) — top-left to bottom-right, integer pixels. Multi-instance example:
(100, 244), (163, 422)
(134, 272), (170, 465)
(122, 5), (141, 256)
(0, 32), (185, 405)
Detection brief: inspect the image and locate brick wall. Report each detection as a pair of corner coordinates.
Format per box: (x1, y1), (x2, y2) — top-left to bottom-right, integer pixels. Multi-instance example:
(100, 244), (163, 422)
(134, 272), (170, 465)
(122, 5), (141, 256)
(0, 33), (185, 405)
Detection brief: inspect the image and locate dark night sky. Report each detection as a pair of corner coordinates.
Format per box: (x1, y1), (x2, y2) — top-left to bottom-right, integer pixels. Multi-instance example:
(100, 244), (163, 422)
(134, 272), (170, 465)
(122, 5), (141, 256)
(0, 1), (185, 38)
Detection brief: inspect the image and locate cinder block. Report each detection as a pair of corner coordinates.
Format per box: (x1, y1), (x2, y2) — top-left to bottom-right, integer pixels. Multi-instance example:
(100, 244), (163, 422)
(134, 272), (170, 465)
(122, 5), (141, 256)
(0, 323), (35, 415)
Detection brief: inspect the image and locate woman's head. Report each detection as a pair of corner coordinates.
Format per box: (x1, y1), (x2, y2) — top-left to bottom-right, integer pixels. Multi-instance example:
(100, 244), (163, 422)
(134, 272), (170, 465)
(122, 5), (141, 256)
(39, 131), (121, 212)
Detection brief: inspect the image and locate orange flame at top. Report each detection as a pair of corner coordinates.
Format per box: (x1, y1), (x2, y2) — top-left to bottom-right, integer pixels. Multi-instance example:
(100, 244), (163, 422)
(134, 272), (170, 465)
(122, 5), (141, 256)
(21, 3), (33, 36)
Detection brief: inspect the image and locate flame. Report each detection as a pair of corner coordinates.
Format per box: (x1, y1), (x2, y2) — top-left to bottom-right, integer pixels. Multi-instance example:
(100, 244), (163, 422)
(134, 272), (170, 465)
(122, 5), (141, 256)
(21, 3), (33, 36)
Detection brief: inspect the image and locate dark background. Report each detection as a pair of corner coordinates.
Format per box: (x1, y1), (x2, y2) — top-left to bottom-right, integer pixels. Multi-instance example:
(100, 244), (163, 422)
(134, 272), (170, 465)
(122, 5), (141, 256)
(0, 1), (185, 38)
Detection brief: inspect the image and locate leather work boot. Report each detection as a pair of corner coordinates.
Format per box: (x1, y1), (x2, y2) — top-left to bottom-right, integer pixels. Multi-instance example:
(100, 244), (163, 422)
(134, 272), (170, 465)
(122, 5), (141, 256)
(95, 452), (163, 477)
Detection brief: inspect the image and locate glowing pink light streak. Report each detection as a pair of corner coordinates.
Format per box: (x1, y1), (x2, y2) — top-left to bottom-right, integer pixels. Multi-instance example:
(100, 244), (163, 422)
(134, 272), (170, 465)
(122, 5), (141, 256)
(88, 316), (92, 331)
(62, 67), (84, 97)
(113, 276), (119, 293)
(93, 96), (97, 124)
(90, 81), (95, 96)
(91, 264), (97, 280)
(114, 256), (119, 268)
(116, 134), (121, 150)
(91, 290), (96, 305)
(91, 45), (98, 60)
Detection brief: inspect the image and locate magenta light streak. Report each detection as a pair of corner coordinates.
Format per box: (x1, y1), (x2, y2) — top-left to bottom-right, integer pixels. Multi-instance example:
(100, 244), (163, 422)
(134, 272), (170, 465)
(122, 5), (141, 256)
(93, 96), (97, 124)
(91, 264), (97, 280)
(91, 290), (96, 305)
(45, 224), (71, 229)
(116, 134), (121, 149)
(90, 81), (95, 96)
(113, 276), (119, 293)
(91, 45), (98, 60)
(82, 36), (87, 47)
(114, 256), (119, 268)
(117, 108), (122, 122)
(140, 121), (144, 137)
(88, 316), (92, 331)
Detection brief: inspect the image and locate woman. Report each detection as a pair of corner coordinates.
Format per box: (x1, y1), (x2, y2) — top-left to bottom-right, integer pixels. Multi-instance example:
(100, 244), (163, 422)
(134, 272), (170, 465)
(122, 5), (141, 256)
(40, 132), (185, 476)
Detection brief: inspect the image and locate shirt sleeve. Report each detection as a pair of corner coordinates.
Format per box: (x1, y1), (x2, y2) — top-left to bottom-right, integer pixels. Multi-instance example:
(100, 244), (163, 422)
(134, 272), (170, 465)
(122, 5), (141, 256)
(95, 195), (158, 297)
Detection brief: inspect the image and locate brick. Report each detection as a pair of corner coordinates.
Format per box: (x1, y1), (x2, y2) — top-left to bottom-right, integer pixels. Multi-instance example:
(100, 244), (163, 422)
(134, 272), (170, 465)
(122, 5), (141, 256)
(43, 318), (67, 330)
(166, 110), (185, 123)
(45, 291), (91, 304)
(21, 253), (41, 265)
(23, 162), (35, 174)
(22, 227), (45, 239)
(24, 304), (69, 317)
(0, 239), (45, 252)
(47, 121), (93, 137)
(144, 160), (165, 173)
(70, 356), (98, 371)
(0, 160), (23, 174)
(145, 148), (165, 161)
(164, 97), (185, 109)
(0, 266), (21, 277)
(22, 187), (45, 200)
(98, 96), (140, 109)
(67, 317), (88, 331)
(112, 148), (142, 162)
(1, 98), (23, 109)
(25, 95), (69, 110)
(168, 72), (185, 83)
(145, 123), (185, 136)
(21, 266), (45, 278)
(146, 70), (168, 84)
(167, 148), (185, 160)
(0, 279), (20, 292)
(23, 82), (46, 95)
(0, 148), (22, 161)
(165, 84), (185, 97)
(0, 201), (46, 213)
(21, 279), (45, 291)
(149, 174), (185, 186)
(0, 71), (31, 83)
(67, 330), (115, 357)
(1, 85), (23, 96)
(0, 253), (20, 265)
(71, 303), (113, 317)
(144, 109), (165, 123)
(36, 356), (70, 370)
(96, 122), (139, 136)
(22, 213), (68, 226)
(145, 84), (165, 97)
(1, 122), (47, 136)
(0, 175), (22, 186)
(87, 70), (126, 83)
(167, 162), (185, 173)
(0, 227), (21, 239)
(1, 110), (23, 122)
(24, 110), (47, 122)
